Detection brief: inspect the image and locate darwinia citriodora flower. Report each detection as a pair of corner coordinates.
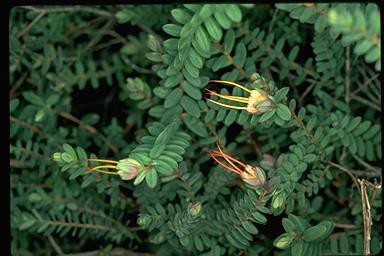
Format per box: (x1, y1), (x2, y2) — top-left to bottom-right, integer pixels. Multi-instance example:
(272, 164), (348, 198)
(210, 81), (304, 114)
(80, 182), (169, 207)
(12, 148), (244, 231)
(87, 158), (143, 180)
(209, 142), (266, 187)
(206, 80), (273, 114)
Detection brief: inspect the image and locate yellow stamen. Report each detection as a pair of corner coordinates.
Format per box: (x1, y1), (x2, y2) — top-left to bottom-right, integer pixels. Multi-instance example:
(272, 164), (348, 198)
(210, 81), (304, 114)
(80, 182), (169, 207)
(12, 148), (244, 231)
(90, 165), (119, 175)
(208, 91), (249, 103)
(210, 80), (252, 94)
(88, 159), (119, 164)
(206, 98), (248, 110)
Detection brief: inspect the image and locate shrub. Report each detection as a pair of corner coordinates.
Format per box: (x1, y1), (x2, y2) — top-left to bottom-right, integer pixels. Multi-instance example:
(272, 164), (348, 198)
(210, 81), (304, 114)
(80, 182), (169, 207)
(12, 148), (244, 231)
(10, 4), (381, 255)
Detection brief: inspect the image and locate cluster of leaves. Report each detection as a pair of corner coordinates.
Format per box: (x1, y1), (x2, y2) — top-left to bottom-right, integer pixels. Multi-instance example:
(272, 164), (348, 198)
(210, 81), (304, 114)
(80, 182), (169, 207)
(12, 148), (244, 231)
(10, 3), (381, 256)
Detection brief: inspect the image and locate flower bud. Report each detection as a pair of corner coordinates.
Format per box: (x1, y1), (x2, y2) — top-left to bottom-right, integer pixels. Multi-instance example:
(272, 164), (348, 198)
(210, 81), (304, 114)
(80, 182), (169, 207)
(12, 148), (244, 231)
(241, 166), (266, 188)
(247, 89), (273, 114)
(116, 158), (143, 180)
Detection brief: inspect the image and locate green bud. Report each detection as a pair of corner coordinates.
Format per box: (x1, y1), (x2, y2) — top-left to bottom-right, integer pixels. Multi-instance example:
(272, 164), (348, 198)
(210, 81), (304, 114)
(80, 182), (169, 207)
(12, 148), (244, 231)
(137, 214), (151, 226)
(273, 233), (293, 249)
(272, 190), (286, 209)
(188, 202), (202, 217)
(52, 152), (63, 162)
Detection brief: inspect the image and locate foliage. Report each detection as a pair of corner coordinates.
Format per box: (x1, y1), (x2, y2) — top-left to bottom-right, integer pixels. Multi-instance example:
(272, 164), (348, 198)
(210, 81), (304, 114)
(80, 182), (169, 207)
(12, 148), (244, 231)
(10, 3), (381, 256)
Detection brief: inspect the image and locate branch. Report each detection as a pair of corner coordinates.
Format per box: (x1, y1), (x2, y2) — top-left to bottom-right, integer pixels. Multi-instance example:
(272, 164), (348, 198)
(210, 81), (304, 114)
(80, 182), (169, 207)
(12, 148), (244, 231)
(122, 56), (154, 74)
(48, 235), (64, 255)
(10, 115), (51, 138)
(17, 11), (46, 38)
(358, 179), (372, 256)
(350, 93), (381, 112)
(351, 153), (382, 175)
(345, 46), (351, 106)
(63, 247), (155, 256)
(326, 161), (359, 188)
(19, 6), (114, 18)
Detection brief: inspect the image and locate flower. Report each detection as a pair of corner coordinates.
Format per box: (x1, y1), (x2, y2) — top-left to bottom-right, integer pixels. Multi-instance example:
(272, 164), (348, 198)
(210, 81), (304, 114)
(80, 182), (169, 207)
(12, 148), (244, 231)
(86, 157), (143, 180)
(209, 142), (266, 187)
(116, 158), (143, 180)
(206, 80), (273, 114)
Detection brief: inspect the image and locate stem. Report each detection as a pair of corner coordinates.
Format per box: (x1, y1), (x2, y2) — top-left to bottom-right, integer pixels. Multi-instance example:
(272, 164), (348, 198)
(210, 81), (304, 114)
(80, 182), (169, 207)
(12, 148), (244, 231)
(57, 110), (118, 153)
(358, 179), (372, 256)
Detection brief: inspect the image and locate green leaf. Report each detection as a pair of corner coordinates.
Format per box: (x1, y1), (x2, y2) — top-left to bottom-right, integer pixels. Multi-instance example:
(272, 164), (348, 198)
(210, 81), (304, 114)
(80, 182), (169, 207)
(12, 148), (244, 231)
(146, 169), (158, 188)
(76, 147), (88, 167)
(354, 39), (373, 55)
(303, 221), (333, 242)
(241, 221), (258, 234)
(291, 240), (307, 256)
(195, 26), (211, 53)
(22, 91), (45, 107)
(232, 42), (246, 67)
(225, 4), (242, 22)
(162, 24), (181, 37)
(181, 95), (200, 118)
(171, 9), (192, 24)
(252, 211), (267, 224)
(184, 82), (202, 100)
(183, 115), (208, 137)
(19, 219), (36, 230)
(189, 48), (203, 69)
(134, 171), (146, 185)
(364, 46), (380, 63)
(63, 144), (77, 161)
(288, 46), (300, 61)
(276, 104), (292, 121)
(204, 17), (222, 41)
(314, 15), (327, 32)
(10, 98), (20, 113)
(214, 9), (231, 29)
(259, 109), (276, 122)
(274, 87), (290, 102)
(224, 109), (238, 126)
(164, 88), (183, 108)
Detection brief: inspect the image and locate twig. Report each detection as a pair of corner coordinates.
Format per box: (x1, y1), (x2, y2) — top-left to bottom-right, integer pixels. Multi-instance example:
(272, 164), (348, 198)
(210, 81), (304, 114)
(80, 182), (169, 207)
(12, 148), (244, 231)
(122, 56), (154, 74)
(333, 223), (361, 229)
(345, 46), (351, 106)
(299, 81), (316, 103)
(19, 5), (113, 18)
(17, 11), (46, 38)
(10, 115), (51, 138)
(10, 72), (29, 97)
(48, 235), (64, 255)
(84, 18), (115, 53)
(351, 153), (382, 175)
(291, 111), (325, 154)
(63, 247), (155, 256)
(57, 111), (118, 153)
(350, 93), (381, 112)
(40, 220), (111, 231)
(10, 159), (31, 169)
(327, 161), (359, 188)
(358, 179), (372, 256)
